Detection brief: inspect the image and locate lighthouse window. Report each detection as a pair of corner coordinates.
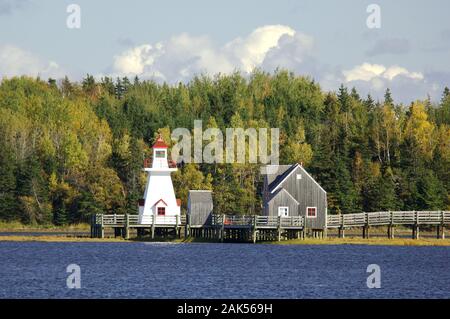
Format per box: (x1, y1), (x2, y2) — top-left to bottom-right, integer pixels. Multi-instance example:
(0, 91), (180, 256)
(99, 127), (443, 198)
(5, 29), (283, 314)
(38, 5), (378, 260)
(155, 150), (166, 158)
(157, 207), (166, 216)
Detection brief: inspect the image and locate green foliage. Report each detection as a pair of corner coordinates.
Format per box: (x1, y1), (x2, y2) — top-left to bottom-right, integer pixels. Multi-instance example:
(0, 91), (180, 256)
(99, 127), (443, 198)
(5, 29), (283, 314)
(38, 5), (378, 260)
(0, 73), (448, 225)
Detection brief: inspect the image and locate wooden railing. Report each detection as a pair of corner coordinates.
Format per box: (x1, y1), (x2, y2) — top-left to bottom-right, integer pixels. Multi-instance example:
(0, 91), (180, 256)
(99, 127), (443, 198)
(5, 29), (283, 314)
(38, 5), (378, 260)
(93, 214), (186, 226)
(211, 215), (304, 228)
(93, 211), (449, 229)
(326, 211), (450, 228)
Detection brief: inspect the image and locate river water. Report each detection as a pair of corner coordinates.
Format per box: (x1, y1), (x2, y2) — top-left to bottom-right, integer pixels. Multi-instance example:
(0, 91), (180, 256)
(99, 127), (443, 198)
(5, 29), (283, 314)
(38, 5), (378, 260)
(0, 242), (448, 298)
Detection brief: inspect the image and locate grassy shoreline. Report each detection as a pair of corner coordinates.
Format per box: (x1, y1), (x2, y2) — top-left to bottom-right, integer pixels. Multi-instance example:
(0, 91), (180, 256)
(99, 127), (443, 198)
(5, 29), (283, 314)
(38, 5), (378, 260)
(1, 234), (449, 246)
(0, 221), (90, 232)
(1, 221), (448, 246)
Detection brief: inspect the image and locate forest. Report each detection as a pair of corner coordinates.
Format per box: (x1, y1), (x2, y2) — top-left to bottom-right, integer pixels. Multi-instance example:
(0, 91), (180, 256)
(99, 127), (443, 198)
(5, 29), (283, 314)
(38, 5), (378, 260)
(0, 70), (448, 225)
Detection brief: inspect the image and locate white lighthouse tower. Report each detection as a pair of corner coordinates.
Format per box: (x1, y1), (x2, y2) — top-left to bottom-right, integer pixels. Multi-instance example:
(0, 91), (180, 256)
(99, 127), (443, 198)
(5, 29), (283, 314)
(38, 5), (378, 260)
(138, 135), (180, 224)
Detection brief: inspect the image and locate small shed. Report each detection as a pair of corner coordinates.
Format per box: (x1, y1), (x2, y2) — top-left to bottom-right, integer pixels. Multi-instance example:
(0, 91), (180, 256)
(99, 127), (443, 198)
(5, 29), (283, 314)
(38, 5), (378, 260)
(187, 190), (213, 227)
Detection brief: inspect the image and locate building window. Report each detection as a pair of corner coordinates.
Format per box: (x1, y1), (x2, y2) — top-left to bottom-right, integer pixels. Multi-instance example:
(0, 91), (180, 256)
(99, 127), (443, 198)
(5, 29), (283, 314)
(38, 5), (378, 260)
(278, 207), (289, 217)
(307, 207), (317, 218)
(296, 174), (302, 180)
(157, 207), (166, 216)
(155, 150), (166, 158)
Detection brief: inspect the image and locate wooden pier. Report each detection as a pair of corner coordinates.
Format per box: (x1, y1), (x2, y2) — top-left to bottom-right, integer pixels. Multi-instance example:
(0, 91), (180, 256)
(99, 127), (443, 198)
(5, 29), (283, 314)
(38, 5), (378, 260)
(91, 211), (449, 242)
(91, 214), (186, 239)
(189, 215), (305, 243)
(327, 211), (450, 239)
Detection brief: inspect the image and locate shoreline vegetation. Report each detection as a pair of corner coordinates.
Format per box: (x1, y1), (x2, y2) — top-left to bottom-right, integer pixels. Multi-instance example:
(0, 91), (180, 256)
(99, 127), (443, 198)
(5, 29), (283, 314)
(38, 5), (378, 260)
(1, 233), (449, 246)
(0, 221), (90, 232)
(1, 221), (449, 246)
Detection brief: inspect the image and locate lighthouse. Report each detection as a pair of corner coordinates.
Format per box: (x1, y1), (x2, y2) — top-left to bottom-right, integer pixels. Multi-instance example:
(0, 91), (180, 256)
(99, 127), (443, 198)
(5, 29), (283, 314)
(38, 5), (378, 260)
(138, 135), (180, 224)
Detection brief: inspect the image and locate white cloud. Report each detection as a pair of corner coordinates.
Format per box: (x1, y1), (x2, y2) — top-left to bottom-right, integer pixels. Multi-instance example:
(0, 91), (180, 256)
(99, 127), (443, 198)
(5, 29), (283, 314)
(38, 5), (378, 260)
(343, 63), (386, 82)
(340, 63), (434, 102)
(343, 63), (423, 84)
(225, 25), (296, 72)
(382, 66), (423, 81)
(111, 25), (305, 82)
(0, 44), (64, 79)
(109, 25), (444, 103)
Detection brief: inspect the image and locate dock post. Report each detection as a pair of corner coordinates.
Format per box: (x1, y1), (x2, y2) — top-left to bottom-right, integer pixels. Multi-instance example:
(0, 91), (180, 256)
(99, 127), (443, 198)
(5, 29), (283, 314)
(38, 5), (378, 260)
(252, 215), (257, 244)
(338, 227), (345, 239)
(412, 225), (419, 239)
(338, 214), (345, 239)
(185, 214), (190, 238)
(363, 225), (370, 239)
(124, 214), (129, 239)
(100, 214), (104, 239)
(90, 215), (94, 238)
(439, 211), (445, 239)
(412, 211), (419, 239)
(220, 215), (225, 242)
(277, 216), (282, 241)
(176, 215), (180, 239)
(388, 225), (395, 239)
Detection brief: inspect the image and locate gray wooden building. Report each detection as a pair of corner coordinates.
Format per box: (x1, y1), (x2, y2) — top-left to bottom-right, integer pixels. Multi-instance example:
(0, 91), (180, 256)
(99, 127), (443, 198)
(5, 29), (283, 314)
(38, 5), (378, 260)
(187, 190), (213, 227)
(262, 164), (327, 230)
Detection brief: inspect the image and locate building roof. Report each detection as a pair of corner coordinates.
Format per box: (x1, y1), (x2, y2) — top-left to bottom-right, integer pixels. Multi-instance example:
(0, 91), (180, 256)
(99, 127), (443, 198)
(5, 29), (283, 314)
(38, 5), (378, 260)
(188, 190), (213, 204)
(153, 198), (168, 206)
(266, 163), (327, 194)
(268, 164), (300, 193)
(152, 135), (168, 149)
(261, 165), (292, 184)
(268, 187), (299, 205)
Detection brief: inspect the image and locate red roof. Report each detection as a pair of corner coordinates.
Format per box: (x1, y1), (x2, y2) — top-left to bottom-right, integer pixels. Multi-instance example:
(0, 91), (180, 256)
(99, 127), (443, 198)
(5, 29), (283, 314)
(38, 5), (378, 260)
(152, 135), (168, 149)
(153, 198), (168, 207)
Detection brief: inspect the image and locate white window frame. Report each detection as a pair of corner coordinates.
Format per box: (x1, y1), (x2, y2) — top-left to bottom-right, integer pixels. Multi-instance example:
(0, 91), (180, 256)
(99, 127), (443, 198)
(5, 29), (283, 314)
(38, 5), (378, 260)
(306, 207), (317, 219)
(154, 149), (166, 158)
(278, 206), (289, 217)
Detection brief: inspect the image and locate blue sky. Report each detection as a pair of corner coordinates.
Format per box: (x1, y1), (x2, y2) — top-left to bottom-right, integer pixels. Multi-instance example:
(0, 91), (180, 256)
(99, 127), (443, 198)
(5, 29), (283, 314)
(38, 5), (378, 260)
(1, 0), (449, 103)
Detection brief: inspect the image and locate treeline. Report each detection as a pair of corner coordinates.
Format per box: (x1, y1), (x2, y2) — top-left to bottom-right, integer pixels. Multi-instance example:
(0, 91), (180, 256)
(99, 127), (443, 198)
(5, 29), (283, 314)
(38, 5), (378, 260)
(0, 71), (449, 225)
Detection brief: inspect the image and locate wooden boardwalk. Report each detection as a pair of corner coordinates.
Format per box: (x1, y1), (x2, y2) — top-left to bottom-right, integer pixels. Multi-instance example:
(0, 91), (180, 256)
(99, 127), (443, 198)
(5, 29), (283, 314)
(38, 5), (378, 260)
(327, 211), (450, 239)
(91, 214), (186, 239)
(91, 211), (449, 241)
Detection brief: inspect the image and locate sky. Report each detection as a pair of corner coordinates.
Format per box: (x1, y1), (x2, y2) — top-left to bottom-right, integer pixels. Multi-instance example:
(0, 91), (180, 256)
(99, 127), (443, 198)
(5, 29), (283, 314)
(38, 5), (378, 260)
(0, 0), (449, 103)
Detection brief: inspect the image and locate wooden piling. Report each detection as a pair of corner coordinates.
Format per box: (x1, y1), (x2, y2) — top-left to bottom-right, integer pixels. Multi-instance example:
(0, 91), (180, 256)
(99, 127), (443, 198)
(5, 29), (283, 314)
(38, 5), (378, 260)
(388, 225), (395, 239)
(151, 224), (155, 239)
(276, 216), (281, 241)
(220, 215), (225, 242)
(99, 214), (104, 238)
(412, 225), (419, 239)
(437, 225), (445, 239)
(363, 226), (370, 239)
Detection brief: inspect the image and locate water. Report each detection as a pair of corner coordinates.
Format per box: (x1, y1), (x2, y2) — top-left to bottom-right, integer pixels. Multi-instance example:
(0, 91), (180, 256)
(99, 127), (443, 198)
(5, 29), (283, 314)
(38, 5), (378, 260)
(0, 242), (449, 298)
